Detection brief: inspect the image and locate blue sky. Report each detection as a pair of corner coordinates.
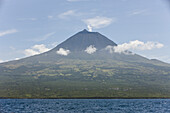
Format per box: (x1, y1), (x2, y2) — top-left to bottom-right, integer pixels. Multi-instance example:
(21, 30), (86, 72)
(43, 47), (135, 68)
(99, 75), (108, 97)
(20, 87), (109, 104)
(0, 0), (170, 63)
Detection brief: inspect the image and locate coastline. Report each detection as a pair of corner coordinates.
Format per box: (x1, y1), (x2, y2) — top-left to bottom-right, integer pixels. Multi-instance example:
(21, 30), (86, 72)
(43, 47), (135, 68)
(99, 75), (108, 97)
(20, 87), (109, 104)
(1, 97), (170, 99)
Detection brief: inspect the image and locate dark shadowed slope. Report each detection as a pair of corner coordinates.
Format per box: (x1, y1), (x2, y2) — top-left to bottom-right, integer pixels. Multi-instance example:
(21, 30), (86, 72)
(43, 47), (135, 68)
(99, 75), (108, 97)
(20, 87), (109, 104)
(51, 29), (117, 52)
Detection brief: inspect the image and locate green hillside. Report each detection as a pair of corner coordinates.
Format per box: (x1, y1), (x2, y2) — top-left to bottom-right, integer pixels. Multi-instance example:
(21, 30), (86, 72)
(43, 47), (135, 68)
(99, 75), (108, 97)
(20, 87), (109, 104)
(0, 53), (170, 98)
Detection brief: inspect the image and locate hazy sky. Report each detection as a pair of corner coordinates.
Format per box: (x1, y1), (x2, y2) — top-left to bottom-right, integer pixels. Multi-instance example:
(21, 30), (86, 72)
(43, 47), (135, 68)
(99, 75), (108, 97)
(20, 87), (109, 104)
(0, 0), (170, 63)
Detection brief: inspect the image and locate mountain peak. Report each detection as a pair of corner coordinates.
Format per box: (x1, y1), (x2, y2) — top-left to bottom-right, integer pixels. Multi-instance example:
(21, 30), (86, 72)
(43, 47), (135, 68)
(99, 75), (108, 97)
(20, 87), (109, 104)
(81, 29), (89, 33)
(52, 30), (117, 52)
(80, 29), (97, 34)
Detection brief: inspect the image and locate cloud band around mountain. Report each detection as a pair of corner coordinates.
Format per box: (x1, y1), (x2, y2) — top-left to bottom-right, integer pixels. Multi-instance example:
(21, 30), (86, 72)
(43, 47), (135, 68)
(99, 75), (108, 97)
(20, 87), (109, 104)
(106, 40), (164, 54)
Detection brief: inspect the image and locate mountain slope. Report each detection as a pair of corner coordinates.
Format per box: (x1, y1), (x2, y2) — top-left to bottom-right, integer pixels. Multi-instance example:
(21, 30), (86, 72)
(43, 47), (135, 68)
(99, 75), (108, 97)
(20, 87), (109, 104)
(0, 29), (170, 98)
(52, 29), (117, 52)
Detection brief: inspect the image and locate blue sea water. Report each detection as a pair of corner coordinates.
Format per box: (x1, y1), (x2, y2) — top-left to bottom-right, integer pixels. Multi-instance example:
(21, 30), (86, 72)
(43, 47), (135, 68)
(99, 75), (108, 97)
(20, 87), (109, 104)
(0, 99), (170, 113)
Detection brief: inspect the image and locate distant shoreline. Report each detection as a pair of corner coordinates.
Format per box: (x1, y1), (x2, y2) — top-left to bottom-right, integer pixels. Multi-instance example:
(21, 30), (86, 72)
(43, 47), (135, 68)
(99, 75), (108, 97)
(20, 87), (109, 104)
(1, 97), (170, 99)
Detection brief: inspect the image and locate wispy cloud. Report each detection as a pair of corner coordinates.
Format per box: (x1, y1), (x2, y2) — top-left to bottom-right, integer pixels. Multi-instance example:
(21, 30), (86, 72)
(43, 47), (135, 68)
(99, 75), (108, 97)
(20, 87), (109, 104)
(0, 29), (18, 37)
(24, 44), (50, 56)
(48, 16), (53, 19)
(129, 9), (147, 16)
(18, 18), (37, 21)
(106, 40), (164, 54)
(34, 32), (56, 42)
(85, 45), (97, 54)
(83, 16), (115, 31)
(58, 10), (77, 19)
(9, 46), (16, 50)
(56, 48), (70, 56)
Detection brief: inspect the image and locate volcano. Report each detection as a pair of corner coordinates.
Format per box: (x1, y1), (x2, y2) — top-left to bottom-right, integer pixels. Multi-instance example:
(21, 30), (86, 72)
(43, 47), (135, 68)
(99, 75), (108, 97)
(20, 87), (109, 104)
(0, 29), (170, 98)
(53, 29), (117, 51)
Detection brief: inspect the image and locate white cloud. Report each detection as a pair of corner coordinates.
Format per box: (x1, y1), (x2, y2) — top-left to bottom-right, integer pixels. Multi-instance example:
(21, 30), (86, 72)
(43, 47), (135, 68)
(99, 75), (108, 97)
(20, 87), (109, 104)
(56, 48), (70, 56)
(87, 25), (92, 32)
(85, 45), (97, 54)
(24, 44), (50, 56)
(24, 49), (39, 56)
(0, 29), (18, 37)
(105, 45), (114, 53)
(83, 16), (114, 31)
(58, 10), (77, 19)
(32, 44), (50, 53)
(106, 40), (164, 54)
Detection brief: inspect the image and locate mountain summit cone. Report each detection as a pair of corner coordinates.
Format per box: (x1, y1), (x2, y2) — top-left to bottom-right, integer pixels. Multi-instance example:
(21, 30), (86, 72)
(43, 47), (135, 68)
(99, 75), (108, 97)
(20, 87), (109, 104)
(52, 29), (117, 52)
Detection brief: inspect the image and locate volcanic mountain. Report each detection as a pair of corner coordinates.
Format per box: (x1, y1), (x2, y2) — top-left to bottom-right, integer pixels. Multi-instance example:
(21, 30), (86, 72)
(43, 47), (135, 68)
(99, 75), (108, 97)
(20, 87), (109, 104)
(54, 29), (117, 51)
(0, 29), (170, 98)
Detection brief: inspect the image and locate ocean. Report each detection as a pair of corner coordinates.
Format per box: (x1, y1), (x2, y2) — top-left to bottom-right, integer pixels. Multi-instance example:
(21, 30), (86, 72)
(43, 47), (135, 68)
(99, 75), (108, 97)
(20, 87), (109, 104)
(0, 99), (170, 113)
